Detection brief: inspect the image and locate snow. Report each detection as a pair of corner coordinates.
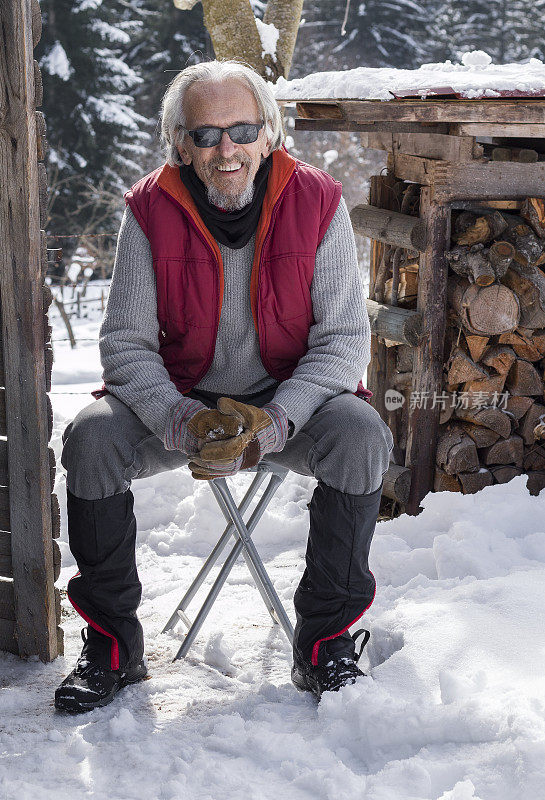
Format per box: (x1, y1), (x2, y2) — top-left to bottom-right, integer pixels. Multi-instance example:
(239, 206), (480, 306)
(1, 290), (545, 799)
(40, 41), (73, 82)
(255, 18), (280, 62)
(323, 149), (339, 169)
(274, 51), (545, 101)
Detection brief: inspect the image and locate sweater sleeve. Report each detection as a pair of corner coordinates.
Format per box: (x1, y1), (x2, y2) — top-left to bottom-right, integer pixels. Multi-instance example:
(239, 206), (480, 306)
(99, 205), (196, 442)
(271, 195), (371, 437)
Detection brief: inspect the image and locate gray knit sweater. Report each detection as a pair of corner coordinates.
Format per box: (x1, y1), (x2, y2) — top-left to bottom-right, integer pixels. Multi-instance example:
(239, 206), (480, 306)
(99, 194), (371, 443)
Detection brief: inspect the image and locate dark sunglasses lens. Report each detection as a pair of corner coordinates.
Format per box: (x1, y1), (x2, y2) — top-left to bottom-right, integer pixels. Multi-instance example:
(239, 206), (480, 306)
(228, 124), (260, 144)
(192, 128), (222, 147)
(191, 124), (261, 147)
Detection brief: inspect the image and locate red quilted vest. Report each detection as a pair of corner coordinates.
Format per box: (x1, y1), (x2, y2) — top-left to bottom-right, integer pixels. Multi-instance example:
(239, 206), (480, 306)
(93, 148), (372, 402)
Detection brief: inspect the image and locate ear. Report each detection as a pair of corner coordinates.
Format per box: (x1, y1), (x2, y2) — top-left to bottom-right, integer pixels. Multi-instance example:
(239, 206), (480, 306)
(261, 124), (272, 158)
(177, 138), (192, 166)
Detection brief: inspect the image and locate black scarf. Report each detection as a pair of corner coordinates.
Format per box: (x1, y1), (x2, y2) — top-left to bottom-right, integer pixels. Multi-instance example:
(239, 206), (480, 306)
(179, 154), (272, 249)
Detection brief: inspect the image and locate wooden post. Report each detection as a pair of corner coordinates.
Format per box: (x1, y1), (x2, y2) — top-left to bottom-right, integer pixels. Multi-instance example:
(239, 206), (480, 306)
(404, 188), (450, 515)
(367, 175), (395, 426)
(0, 0), (58, 659)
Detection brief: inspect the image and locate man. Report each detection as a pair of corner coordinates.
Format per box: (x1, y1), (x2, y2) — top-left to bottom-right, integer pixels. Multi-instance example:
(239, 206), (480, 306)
(55, 60), (394, 713)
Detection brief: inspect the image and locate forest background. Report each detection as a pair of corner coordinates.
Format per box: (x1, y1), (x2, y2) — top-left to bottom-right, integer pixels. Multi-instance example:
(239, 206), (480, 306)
(36, 0), (545, 274)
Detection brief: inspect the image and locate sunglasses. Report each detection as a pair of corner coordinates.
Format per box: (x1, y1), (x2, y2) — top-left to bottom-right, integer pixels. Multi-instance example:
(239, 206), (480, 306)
(185, 122), (264, 148)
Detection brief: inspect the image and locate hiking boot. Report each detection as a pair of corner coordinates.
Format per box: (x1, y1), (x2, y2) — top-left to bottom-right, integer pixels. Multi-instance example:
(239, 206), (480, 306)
(291, 629), (370, 700)
(291, 654), (365, 700)
(55, 630), (148, 713)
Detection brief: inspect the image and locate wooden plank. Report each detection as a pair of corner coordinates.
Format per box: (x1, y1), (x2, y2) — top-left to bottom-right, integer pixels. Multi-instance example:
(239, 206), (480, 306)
(339, 100), (545, 124)
(295, 101), (343, 120)
(0, 617), (17, 654)
(390, 153), (437, 185)
(367, 175), (395, 438)
(0, 388), (6, 435)
(295, 119), (449, 134)
(0, 530), (11, 577)
(0, 439), (8, 486)
(391, 158), (545, 201)
(30, 0), (41, 47)
(361, 131), (476, 162)
(405, 189), (450, 516)
(0, 487), (10, 531)
(0, 304), (4, 387)
(450, 122), (545, 138)
(433, 161), (545, 202)
(0, 0), (58, 660)
(0, 579), (15, 619)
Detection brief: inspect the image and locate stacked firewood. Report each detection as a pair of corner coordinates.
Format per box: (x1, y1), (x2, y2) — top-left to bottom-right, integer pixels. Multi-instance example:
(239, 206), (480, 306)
(434, 199), (545, 496)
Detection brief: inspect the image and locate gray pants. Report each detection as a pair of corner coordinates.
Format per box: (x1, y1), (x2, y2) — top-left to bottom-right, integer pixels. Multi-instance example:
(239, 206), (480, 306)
(61, 387), (394, 500)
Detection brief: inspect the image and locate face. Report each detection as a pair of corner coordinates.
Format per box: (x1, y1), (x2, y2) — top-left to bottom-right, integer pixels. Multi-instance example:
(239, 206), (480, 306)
(176, 78), (271, 211)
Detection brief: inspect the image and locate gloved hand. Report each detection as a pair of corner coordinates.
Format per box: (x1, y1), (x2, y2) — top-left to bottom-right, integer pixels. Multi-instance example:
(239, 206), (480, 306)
(165, 397), (243, 456)
(188, 397), (289, 479)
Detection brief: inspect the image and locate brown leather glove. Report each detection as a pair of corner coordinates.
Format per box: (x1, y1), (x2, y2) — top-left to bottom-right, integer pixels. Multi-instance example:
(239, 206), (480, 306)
(194, 397), (289, 471)
(185, 407), (243, 452)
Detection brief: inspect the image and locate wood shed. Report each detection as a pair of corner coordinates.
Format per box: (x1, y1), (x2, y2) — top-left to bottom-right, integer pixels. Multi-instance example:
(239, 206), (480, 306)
(282, 93), (545, 516)
(0, 0), (62, 660)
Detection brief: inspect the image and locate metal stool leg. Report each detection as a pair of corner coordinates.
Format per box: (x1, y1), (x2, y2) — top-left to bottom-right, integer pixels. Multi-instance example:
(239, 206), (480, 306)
(162, 469), (268, 633)
(212, 477), (294, 645)
(173, 469), (290, 660)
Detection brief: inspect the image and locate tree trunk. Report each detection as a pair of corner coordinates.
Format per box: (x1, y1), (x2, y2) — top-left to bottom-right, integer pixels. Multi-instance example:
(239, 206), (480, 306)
(201, 0), (266, 77)
(263, 0), (304, 79)
(188, 0), (302, 81)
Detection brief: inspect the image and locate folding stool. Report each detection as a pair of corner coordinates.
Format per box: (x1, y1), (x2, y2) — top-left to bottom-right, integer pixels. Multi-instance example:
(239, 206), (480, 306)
(162, 460), (295, 660)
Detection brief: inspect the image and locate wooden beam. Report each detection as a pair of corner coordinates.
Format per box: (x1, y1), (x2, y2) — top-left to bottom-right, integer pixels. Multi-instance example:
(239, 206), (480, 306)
(295, 101), (343, 119)
(295, 119), (449, 134)
(0, 618), (17, 654)
(0, 388), (5, 435)
(0, 579), (15, 620)
(0, 0), (57, 660)
(351, 204), (428, 250)
(0, 488), (10, 532)
(361, 131), (477, 162)
(433, 161), (545, 202)
(0, 439), (8, 486)
(0, 531), (12, 578)
(405, 190), (450, 515)
(389, 153), (438, 185)
(450, 122), (545, 138)
(390, 157), (545, 201)
(366, 299), (423, 347)
(367, 176), (393, 434)
(340, 100), (545, 124)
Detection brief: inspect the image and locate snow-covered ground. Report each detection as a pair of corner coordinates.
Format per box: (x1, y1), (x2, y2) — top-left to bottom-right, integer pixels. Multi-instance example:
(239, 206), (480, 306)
(1, 287), (545, 800)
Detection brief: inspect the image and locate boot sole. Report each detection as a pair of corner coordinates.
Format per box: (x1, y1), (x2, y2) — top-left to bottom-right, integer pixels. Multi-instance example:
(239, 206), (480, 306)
(55, 666), (148, 713)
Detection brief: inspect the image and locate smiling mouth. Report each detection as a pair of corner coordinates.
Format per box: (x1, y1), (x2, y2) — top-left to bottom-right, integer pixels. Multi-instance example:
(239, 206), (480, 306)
(215, 163), (244, 174)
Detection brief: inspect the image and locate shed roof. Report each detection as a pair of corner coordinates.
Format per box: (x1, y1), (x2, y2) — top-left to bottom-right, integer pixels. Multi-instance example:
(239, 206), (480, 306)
(274, 52), (545, 103)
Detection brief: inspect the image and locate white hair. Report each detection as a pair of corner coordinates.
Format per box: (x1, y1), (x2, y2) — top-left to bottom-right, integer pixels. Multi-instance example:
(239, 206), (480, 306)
(160, 60), (284, 167)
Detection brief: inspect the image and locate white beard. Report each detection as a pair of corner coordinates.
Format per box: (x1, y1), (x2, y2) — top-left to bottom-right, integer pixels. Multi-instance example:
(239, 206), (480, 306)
(206, 180), (255, 212)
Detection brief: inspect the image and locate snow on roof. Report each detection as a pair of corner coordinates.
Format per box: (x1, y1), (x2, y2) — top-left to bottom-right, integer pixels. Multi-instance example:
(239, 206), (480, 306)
(274, 51), (545, 102)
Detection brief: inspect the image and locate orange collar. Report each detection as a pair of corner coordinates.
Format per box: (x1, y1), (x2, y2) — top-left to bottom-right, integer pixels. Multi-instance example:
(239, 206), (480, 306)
(156, 148), (297, 258)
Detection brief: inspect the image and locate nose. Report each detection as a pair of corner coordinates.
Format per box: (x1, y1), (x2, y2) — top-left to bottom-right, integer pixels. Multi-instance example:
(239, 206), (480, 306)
(218, 130), (237, 158)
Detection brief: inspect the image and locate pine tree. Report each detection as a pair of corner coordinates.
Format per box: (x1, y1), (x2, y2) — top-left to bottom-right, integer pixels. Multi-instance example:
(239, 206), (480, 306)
(292, 0), (429, 75)
(122, 0), (209, 172)
(429, 0), (545, 64)
(36, 0), (151, 240)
